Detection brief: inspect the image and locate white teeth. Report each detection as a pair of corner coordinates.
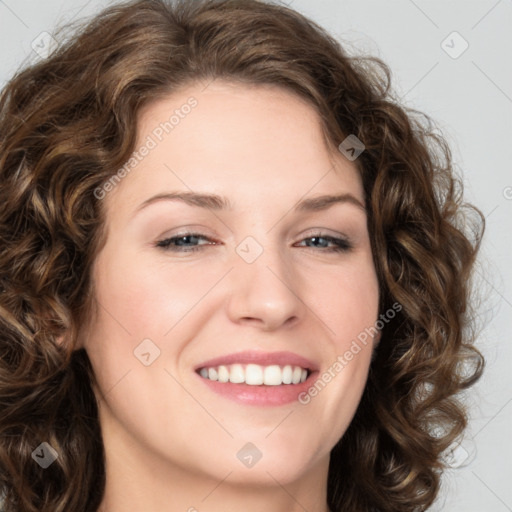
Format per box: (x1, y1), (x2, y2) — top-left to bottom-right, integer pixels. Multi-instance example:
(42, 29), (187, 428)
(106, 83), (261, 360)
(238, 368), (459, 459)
(198, 363), (310, 385)
(246, 364), (263, 385)
(282, 365), (293, 384)
(218, 365), (229, 383)
(292, 366), (302, 384)
(229, 364), (244, 383)
(263, 365), (282, 386)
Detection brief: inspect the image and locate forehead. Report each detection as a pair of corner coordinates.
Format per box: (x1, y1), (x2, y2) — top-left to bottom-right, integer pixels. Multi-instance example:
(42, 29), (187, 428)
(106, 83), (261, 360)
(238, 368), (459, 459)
(104, 80), (363, 218)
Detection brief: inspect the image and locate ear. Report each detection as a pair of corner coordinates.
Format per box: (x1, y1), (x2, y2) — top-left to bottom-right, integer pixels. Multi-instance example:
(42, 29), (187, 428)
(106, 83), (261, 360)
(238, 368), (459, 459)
(55, 331), (84, 351)
(54, 332), (69, 349)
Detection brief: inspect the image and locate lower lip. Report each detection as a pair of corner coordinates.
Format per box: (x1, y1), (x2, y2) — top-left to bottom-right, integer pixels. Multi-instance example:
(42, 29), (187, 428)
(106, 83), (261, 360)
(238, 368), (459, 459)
(195, 371), (318, 406)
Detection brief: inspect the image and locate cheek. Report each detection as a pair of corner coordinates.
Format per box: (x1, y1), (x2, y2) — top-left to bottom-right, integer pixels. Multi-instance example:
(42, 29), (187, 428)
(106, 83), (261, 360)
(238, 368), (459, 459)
(311, 257), (379, 344)
(83, 245), (233, 394)
(302, 257), (378, 412)
(91, 245), (220, 340)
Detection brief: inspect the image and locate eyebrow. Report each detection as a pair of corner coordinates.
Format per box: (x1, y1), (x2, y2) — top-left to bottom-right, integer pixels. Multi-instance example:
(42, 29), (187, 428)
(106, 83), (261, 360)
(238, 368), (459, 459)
(133, 190), (366, 216)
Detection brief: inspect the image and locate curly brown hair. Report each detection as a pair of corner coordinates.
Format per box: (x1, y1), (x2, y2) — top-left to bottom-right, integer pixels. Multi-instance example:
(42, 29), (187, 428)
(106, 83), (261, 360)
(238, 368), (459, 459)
(0, 0), (485, 510)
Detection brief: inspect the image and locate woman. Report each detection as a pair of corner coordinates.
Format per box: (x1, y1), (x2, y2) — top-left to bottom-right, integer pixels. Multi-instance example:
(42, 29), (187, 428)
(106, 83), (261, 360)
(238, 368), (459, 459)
(0, 0), (485, 510)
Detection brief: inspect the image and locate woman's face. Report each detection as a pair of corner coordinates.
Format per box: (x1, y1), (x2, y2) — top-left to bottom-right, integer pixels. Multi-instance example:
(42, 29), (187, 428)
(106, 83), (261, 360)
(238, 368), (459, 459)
(82, 80), (379, 493)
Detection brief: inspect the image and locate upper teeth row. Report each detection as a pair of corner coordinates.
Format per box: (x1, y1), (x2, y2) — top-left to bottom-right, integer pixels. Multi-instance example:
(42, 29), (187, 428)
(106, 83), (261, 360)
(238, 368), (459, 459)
(199, 364), (308, 386)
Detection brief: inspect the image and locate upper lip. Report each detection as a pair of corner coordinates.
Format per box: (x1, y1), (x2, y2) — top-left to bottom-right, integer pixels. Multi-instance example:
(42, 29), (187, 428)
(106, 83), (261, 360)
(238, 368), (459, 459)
(194, 350), (319, 372)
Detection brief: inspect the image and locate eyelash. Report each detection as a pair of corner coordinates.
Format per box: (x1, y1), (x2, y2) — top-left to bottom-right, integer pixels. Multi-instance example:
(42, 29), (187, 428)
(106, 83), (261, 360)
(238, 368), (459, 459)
(155, 232), (352, 253)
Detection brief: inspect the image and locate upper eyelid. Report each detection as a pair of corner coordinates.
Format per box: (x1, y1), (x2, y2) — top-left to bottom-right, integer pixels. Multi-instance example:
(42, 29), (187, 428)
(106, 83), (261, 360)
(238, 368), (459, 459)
(156, 231), (352, 247)
(158, 230), (351, 242)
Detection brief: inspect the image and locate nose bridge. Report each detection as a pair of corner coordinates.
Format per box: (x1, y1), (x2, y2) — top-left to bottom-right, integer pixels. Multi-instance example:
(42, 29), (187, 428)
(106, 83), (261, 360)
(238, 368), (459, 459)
(227, 231), (304, 329)
(235, 230), (288, 279)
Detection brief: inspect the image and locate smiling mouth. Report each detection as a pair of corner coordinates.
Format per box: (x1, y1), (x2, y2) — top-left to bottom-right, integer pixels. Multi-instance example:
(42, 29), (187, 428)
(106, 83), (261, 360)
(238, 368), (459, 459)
(197, 363), (311, 386)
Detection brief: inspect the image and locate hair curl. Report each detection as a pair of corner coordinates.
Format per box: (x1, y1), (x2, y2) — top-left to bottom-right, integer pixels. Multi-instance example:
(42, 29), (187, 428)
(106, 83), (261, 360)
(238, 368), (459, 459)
(0, 0), (485, 510)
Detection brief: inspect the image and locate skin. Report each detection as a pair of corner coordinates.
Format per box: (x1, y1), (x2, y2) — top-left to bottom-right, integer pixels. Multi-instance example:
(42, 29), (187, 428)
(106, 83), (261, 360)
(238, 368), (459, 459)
(78, 80), (379, 512)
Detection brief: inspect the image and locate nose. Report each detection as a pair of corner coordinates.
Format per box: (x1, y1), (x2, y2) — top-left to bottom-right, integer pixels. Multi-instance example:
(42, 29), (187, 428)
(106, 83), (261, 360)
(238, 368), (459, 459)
(226, 241), (306, 331)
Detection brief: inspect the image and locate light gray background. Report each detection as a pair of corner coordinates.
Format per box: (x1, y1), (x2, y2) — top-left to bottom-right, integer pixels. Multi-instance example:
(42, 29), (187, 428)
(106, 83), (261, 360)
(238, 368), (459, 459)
(0, 1), (510, 510)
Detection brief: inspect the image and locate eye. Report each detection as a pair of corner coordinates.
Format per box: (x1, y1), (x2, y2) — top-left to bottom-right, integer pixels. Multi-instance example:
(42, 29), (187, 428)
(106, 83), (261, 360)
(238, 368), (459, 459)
(155, 232), (352, 253)
(295, 234), (352, 252)
(155, 233), (214, 253)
